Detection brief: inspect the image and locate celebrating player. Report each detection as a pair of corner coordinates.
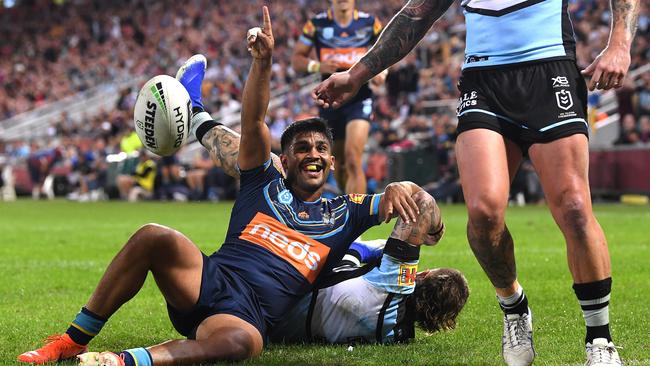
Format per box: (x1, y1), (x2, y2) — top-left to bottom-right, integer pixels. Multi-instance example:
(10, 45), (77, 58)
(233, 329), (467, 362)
(292, 0), (384, 194)
(312, 1), (640, 365)
(17, 7), (439, 366)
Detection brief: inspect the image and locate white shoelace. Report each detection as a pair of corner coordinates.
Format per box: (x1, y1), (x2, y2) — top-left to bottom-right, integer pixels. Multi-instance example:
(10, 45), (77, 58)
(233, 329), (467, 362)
(504, 315), (531, 348)
(588, 342), (621, 365)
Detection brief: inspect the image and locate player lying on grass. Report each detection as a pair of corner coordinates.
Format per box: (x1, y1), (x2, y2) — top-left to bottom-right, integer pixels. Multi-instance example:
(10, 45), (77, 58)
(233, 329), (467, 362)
(270, 238), (469, 344)
(17, 7), (442, 366)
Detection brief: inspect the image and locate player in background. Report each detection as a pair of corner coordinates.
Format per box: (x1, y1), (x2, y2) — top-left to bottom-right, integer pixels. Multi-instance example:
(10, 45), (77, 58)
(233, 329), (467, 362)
(312, 1), (641, 365)
(17, 7), (437, 366)
(292, 0), (385, 194)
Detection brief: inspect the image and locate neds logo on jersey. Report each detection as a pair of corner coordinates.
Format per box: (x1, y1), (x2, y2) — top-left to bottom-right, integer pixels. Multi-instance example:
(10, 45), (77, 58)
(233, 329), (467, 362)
(240, 212), (330, 283)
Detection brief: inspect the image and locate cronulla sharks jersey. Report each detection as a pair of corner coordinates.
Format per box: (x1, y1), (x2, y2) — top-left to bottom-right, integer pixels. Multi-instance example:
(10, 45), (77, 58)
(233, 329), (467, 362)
(268, 253), (418, 344)
(461, 0), (576, 69)
(212, 158), (382, 326)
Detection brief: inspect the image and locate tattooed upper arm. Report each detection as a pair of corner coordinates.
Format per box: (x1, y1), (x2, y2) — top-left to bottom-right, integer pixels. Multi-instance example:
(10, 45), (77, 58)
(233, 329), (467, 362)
(200, 124), (285, 179)
(360, 0), (454, 75)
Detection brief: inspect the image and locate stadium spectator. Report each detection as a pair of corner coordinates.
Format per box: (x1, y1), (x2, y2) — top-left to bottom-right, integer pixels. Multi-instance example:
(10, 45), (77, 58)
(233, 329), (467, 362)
(639, 115), (650, 143)
(615, 114), (641, 145)
(116, 150), (156, 202)
(312, 2), (640, 366)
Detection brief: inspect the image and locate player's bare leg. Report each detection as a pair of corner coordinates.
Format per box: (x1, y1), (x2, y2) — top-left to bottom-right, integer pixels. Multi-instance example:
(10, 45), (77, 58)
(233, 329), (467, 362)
(456, 129), (522, 294)
(85, 224), (204, 317)
(18, 224), (205, 364)
(74, 224), (262, 365)
(343, 119), (371, 194)
(123, 314), (263, 365)
(456, 129), (534, 366)
(528, 134), (619, 364)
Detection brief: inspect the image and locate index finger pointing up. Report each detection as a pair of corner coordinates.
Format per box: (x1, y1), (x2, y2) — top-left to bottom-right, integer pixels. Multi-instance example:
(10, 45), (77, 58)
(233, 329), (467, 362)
(262, 6), (273, 37)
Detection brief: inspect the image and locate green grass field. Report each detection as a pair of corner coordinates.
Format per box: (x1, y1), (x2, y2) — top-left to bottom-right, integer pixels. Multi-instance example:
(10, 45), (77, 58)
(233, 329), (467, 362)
(1, 200), (649, 365)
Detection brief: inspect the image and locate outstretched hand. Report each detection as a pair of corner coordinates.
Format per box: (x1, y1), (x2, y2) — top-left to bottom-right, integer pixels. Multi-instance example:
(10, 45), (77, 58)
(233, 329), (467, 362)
(247, 6), (274, 60)
(311, 71), (362, 109)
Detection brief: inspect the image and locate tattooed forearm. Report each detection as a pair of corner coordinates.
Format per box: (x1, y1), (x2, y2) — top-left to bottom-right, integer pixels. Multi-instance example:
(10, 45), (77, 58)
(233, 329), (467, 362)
(612, 0), (640, 39)
(360, 0), (453, 75)
(467, 223), (517, 289)
(390, 191), (442, 246)
(201, 125), (241, 178)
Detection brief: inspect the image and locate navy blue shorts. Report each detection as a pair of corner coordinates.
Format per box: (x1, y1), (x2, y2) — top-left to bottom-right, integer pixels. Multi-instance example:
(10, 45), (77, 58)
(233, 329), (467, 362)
(166, 253), (267, 340)
(319, 97), (373, 140)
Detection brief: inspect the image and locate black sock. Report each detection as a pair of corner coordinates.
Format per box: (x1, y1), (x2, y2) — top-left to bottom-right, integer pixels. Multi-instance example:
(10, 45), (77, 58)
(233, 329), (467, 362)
(498, 287), (529, 316)
(573, 278), (612, 343)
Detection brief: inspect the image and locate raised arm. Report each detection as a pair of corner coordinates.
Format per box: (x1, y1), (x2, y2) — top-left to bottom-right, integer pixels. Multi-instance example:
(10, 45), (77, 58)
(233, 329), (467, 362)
(581, 0), (640, 90)
(238, 6), (274, 171)
(200, 123), (283, 179)
(313, 0), (453, 108)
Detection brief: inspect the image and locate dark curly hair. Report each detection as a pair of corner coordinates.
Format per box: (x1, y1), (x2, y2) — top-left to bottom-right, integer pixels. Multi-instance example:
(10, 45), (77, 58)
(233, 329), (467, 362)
(411, 268), (469, 333)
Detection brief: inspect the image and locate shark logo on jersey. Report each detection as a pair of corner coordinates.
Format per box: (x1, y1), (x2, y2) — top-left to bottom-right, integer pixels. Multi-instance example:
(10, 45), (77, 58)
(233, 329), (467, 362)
(555, 89), (573, 111)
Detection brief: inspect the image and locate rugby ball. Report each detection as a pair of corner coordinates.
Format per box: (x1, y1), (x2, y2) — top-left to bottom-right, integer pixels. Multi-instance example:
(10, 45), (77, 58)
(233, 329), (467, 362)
(133, 75), (192, 156)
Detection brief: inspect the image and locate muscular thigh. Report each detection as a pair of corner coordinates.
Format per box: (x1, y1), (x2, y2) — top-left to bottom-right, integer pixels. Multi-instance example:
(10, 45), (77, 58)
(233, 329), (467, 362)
(456, 129), (523, 207)
(527, 134), (591, 207)
(149, 226), (204, 312)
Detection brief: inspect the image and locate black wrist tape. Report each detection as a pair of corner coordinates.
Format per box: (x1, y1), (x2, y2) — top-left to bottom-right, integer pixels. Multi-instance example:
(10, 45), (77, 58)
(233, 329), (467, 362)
(196, 120), (223, 144)
(384, 238), (420, 261)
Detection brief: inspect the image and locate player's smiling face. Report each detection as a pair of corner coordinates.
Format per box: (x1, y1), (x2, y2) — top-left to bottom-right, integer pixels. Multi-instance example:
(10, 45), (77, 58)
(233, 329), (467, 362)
(281, 131), (335, 199)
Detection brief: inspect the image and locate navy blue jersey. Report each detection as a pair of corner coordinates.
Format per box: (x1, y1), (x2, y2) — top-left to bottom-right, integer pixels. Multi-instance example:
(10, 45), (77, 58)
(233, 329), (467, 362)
(300, 9), (382, 102)
(211, 158), (382, 326)
(461, 0), (576, 69)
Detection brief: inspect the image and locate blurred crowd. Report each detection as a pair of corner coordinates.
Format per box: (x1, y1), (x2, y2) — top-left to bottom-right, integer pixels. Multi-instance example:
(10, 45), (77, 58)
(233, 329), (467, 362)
(0, 0), (648, 203)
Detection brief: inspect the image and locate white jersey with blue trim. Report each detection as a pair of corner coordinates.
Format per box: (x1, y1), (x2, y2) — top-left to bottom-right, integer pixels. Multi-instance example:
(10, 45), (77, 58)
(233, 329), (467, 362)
(461, 0), (576, 69)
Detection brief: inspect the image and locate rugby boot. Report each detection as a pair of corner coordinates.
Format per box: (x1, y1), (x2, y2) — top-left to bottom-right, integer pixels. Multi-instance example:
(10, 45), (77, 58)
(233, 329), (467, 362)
(501, 309), (535, 366)
(175, 54), (207, 110)
(585, 338), (622, 366)
(17, 333), (87, 364)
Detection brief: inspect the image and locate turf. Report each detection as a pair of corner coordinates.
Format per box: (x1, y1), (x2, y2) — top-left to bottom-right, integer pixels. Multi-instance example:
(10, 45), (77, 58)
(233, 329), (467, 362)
(0, 200), (648, 365)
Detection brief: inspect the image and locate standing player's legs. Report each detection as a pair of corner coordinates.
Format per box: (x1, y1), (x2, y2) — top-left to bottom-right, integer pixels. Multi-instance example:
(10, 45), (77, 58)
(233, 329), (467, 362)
(456, 128), (536, 366)
(528, 134), (620, 364)
(343, 119), (370, 194)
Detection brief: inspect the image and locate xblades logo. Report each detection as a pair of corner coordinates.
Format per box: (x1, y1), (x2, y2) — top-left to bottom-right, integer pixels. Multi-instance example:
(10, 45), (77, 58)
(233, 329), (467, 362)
(150, 82), (168, 116)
